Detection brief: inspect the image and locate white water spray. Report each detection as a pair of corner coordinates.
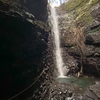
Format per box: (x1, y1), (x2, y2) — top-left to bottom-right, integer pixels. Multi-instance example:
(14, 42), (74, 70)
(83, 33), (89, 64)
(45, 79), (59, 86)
(50, 5), (65, 76)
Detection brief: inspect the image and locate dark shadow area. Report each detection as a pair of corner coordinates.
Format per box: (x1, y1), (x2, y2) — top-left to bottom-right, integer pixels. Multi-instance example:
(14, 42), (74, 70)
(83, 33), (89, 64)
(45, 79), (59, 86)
(0, 10), (48, 100)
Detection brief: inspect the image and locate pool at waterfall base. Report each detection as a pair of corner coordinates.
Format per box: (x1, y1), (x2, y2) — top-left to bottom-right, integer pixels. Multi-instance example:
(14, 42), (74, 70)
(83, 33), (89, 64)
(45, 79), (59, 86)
(56, 76), (100, 88)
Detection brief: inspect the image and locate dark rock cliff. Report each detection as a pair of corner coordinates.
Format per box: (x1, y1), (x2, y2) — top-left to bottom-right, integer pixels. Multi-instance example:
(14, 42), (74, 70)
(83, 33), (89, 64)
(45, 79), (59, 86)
(0, 0), (48, 22)
(0, 0), (53, 100)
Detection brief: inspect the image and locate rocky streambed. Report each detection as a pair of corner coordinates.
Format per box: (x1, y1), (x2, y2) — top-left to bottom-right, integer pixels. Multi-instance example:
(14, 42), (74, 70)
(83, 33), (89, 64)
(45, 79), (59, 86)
(48, 79), (100, 100)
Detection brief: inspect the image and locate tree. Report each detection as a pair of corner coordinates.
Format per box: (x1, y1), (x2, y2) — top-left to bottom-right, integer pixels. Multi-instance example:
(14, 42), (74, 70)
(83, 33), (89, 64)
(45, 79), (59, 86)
(73, 26), (86, 77)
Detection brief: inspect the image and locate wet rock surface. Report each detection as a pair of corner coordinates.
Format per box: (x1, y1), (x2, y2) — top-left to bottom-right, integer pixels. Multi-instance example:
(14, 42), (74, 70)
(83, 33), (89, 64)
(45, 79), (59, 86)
(48, 82), (74, 100)
(90, 81), (100, 98)
(91, 2), (100, 22)
(86, 30), (100, 45)
(57, 0), (100, 77)
(61, 48), (79, 76)
(48, 80), (100, 100)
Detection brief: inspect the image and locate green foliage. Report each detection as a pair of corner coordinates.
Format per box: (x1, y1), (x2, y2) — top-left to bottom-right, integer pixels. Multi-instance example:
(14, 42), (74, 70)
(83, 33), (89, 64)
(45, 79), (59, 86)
(89, 0), (99, 6)
(89, 27), (100, 34)
(76, 11), (93, 27)
(61, 0), (88, 13)
(70, 46), (75, 49)
(61, 0), (99, 12)
(59, 0), (99, 27)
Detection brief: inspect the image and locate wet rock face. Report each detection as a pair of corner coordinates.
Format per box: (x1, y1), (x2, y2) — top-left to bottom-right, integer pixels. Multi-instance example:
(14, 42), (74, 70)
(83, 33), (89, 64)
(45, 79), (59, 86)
(61, 48), (78, 76)
(0, 0), (52, 100)
(60, 31), (100, 77)
(57, 1), (100, 77)
(48, 80), (100, 100)
(90, 81), (100, 98)
(48, 82), (74, 100)
(91, 2), (100, 22)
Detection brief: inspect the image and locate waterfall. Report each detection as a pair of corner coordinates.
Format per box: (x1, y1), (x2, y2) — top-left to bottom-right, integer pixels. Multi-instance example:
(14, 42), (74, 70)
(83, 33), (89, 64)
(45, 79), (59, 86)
(50, 5), (64, 76)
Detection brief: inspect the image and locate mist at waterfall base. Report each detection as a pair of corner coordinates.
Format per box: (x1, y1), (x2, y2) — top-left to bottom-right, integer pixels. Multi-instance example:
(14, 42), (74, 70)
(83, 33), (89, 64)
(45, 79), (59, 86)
(50, 5), (68, 77)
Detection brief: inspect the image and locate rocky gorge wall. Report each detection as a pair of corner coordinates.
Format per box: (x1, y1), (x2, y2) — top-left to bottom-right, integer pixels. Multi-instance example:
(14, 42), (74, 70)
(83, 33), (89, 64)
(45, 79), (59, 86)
(57, 0), (100, 77)
(46, 2), (100, 99)
(0, 0), (54, 100)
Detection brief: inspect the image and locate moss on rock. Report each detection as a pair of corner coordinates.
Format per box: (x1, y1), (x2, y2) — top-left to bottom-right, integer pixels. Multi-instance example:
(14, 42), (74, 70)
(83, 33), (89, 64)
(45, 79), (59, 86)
(59, 0), (99, 27)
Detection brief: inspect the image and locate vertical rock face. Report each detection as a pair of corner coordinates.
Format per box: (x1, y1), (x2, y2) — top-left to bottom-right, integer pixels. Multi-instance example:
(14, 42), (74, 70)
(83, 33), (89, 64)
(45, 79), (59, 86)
(0, 0), (48, 22)
(57, 0), (100, 77)
(0, 0), (53, 100)
(91, 2), (100, 22)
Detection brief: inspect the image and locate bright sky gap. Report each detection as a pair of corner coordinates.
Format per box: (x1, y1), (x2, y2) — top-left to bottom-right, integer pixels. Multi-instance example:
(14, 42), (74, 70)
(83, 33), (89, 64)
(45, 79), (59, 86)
(48, 0), (68, 7)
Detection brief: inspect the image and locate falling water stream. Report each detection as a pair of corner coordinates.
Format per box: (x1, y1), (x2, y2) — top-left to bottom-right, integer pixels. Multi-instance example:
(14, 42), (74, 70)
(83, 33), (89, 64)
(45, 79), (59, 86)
(49, 1), (100, 88)
(50, 5), (64, 76)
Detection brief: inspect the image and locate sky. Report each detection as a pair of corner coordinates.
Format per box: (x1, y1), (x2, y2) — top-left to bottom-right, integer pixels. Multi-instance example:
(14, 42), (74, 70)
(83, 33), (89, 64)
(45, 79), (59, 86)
(49, 0), (67, 7)
(49, 0), (60, 6)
